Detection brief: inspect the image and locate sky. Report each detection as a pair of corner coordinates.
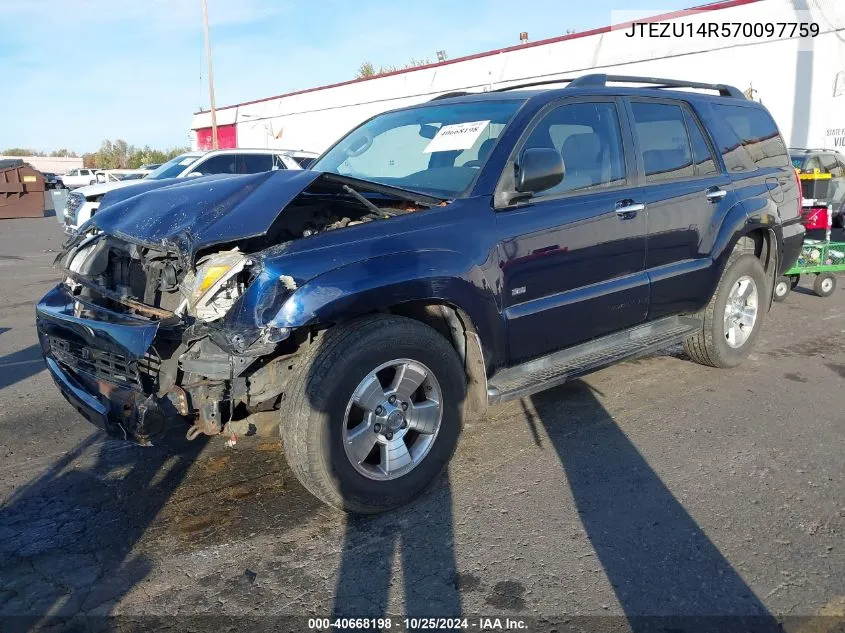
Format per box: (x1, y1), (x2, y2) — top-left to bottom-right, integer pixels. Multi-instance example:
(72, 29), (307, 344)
(0, 0), (695, 154)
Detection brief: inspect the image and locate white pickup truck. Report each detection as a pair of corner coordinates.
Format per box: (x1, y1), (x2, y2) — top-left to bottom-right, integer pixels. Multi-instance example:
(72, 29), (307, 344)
(63, 148), (316, 234)
(60, 168), (100, 189)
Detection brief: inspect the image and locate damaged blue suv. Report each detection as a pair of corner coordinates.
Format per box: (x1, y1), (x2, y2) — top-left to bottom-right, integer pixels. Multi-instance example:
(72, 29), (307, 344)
(37, 75), (804, 512)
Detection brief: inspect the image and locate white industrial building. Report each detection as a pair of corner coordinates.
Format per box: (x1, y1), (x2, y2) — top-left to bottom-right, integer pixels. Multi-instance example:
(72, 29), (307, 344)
(0, 155), (83, 174)
(190, 0), (845, 155)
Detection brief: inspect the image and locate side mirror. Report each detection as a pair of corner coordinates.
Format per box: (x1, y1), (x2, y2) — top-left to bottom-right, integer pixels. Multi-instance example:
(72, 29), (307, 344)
(515, 147), (564, 194)
(185, 171), (204, 178)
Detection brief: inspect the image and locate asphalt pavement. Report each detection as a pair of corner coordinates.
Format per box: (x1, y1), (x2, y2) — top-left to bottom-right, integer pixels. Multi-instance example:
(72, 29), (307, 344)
(1, 217), (843, 632)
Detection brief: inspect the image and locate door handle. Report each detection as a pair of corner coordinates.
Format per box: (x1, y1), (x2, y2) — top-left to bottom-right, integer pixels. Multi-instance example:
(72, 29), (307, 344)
(615, 200), (644, 219)
(705, 187), (728, 202)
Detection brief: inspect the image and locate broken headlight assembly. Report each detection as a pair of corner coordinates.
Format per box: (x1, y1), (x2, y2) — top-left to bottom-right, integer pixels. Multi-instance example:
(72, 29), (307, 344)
(180, 250), (249, 322)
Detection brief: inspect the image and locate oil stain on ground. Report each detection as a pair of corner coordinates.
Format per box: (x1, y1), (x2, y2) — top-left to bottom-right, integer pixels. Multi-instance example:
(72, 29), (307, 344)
(484, 580), (526, 610)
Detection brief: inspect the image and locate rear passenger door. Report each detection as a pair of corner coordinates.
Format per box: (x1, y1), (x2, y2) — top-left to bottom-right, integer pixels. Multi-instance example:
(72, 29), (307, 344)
(625, 98), (737, 320)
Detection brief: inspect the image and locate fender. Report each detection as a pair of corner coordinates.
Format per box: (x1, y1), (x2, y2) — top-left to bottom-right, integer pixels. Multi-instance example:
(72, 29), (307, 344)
(270, 250), (505, 370)
(708, 193), (779, 294)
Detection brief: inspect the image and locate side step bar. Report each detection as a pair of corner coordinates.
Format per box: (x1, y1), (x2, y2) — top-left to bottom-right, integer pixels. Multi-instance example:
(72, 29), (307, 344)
(487, 315), (700, 405)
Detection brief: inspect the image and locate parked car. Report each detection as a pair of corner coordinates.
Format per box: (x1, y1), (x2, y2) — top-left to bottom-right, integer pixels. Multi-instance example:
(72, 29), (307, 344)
(62, 148), (307, 234)
(284, 150), (319, 168)
(60, 168), (99, 189)
(37, 74), (804, 513)
(790, 148), (845, 226)
(41, 172), (62, 189)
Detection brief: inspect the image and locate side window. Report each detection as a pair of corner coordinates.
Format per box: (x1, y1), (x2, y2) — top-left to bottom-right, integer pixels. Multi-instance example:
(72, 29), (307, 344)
(521, 101), (626, 195)
(683, 110), (718, 176)
(804, 156), (821, 173)
(80, 169), (89, 176)
(712, 104), (789, 170)
(273, 155), (288, 170)
(193, 154), (236, 176)
(237, 153), (272, 174)
(821, 154), (841, 176)
(630, 102), (694, 183)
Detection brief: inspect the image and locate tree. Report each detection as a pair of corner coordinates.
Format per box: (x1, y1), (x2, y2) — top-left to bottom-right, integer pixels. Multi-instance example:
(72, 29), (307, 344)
(356, 61), (376, 79)
(49, 149), (77, 157)
(354, 56), (434, 79)
(2, 148), (43, 156)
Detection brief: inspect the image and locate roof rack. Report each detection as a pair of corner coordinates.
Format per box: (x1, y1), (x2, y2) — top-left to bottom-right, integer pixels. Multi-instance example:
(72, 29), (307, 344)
(788, 147), (836, 153)
(429, 91), (472, 101)
(493, 73), (745, 98)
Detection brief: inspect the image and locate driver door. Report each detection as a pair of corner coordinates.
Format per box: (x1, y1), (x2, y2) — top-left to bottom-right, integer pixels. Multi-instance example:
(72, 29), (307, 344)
(495, 98), (648, 363)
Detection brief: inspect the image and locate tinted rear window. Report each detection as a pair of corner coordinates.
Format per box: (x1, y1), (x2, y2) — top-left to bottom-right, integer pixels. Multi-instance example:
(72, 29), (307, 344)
(713, 104), (789, 170)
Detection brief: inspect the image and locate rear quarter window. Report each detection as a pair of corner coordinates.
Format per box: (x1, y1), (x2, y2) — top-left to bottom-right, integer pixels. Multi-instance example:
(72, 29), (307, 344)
(713, 104), (789, 171)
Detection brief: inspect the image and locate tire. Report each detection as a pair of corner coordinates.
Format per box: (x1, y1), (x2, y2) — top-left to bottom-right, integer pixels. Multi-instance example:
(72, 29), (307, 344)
(89, 180), (95, 185)
(280, 314), (466, 513)
(813, 273), (836, 298)
(684, 247), (768, 369)
(773, 277), (790, 302)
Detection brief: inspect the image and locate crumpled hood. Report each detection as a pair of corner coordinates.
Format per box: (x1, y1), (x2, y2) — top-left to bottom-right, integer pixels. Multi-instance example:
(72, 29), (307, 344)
(73, 178), (144, 198)
(91, 169), (321, 258)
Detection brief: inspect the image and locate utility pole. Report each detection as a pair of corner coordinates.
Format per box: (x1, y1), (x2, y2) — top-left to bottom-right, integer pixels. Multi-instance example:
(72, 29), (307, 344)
(201, 0), (218, 149)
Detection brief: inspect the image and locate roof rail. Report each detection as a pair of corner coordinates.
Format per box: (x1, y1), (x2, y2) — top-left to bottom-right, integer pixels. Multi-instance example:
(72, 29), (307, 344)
(492, 79), (576, 92)
(494, 73), (745, 98)
(429, 91), (472, 101)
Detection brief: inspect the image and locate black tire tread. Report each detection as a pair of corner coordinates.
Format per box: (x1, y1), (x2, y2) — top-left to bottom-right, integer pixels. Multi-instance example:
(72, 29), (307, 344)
(281, 314), (461, 513)
(683, 237), (763, 368)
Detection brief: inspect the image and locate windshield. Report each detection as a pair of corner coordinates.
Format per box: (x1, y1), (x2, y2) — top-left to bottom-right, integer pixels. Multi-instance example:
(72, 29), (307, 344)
(146, 154), (200, 180)
(312, 100), (522, 197)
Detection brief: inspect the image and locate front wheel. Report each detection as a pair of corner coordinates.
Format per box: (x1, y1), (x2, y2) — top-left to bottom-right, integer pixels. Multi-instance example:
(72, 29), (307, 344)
(280, 315), (466, 513)
(813, 273), (836, 298)
(684, 251), (768, 368)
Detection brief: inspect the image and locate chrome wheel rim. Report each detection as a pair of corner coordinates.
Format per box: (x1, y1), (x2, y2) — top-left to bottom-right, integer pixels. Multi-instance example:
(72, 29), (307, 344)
(723, 275), (758, 349)
(342, 358), (443, 481)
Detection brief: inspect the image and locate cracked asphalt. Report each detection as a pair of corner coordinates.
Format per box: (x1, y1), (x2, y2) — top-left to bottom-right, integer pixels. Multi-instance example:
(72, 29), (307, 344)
(1, 216), (844, 632)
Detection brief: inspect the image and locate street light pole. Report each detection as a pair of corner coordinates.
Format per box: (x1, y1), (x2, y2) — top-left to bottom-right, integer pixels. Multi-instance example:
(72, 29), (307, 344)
(201, 0), (218, 149)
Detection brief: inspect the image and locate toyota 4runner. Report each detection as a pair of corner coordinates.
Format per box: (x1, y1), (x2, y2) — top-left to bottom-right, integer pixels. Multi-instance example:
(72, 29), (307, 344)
(37, 74), (805, 513)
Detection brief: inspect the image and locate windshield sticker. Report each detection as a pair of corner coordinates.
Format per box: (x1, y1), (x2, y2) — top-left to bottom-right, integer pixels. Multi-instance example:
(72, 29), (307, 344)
(423, 120), (490, 153)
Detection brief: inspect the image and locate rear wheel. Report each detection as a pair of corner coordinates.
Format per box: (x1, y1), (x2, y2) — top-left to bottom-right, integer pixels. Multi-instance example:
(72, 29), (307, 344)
(280, 315), (466, 513)
(773, 277), (790, 302)
(813, 273), (836, 298)
(684, 246), (768, 368)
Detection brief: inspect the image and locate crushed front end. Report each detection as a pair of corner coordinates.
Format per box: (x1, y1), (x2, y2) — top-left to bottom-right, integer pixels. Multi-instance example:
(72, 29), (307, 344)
(36, 229), (298, 445)
(36, 169), (440, 445)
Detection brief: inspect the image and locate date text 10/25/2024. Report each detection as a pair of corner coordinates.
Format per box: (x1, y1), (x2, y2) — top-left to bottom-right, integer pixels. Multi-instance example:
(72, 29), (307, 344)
(308, 617), (529, 630)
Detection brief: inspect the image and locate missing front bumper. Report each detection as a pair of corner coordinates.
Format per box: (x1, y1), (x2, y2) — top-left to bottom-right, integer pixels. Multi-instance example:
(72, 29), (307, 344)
(36, 284), (173, 443)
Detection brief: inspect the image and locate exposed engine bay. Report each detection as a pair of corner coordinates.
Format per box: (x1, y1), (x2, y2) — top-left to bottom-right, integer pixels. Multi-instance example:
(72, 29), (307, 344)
(52, 176), (438, 444)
